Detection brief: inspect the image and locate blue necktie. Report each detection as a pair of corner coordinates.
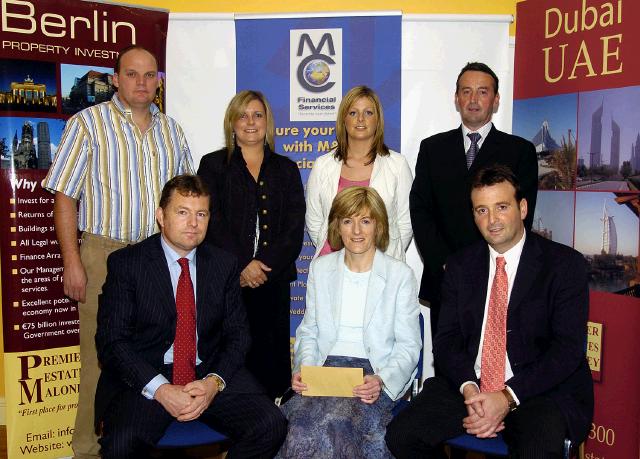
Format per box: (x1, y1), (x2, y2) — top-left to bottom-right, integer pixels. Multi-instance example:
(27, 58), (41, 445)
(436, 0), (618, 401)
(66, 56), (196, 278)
(467, 132), (481, 169)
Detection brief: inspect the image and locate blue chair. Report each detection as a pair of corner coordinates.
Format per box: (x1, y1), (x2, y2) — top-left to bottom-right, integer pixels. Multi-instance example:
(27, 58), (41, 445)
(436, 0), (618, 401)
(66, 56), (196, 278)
(155, 419), (229, 449)
(445, 433), (574, 458)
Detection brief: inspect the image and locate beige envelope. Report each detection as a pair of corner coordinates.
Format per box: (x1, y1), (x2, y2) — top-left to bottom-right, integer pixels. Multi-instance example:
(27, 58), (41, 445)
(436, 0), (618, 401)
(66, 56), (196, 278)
(301, 366), (364, 397)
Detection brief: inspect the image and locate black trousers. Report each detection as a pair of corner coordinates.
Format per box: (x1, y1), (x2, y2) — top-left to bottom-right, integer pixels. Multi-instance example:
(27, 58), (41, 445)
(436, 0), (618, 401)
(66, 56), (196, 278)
(385, 377), (568, 459)
(98, 386), (286, 459)
(243, 279), (292, 399)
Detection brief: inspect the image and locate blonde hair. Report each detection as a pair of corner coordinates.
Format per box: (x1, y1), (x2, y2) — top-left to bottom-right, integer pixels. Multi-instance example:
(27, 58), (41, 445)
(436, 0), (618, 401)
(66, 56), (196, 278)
(223, 90), (275, 160)
(327, 186), (389, 251)
(333, 86), (389, 165)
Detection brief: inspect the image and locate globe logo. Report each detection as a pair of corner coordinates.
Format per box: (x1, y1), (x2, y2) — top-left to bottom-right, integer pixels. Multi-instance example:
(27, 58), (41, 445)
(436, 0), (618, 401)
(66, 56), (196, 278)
(303, 59), (331, 87)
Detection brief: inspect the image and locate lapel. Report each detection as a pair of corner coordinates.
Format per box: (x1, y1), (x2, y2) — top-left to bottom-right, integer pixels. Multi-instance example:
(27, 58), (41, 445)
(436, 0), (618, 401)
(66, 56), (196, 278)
(195, 244), (212, 332)
(145, 235), (177, 319)
(329, 250), (344, 330)
(328, 155), (342, 198)
(449, 126), (471, 175)
(469, 124), (501, 174)
(369, 152), (383, 183)
(363, 250), (386, 331)
(468, 244), (490, 331)
(508, 233), (542, 316)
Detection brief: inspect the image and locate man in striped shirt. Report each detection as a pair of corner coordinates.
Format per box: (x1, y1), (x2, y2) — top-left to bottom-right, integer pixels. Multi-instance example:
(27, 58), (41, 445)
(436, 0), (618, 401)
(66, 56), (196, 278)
(42, 45), (194, 459)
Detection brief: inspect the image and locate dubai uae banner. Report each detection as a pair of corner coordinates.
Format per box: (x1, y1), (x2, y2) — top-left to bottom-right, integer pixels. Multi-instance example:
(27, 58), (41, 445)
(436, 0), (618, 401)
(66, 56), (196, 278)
(235, 14), (402, 336)
(0, 1), (168, 457)
(514, 0), (640, 457)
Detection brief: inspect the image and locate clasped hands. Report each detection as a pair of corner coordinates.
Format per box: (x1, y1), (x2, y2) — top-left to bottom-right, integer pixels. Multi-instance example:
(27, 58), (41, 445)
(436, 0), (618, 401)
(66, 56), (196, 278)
(292, 372), (384, 404)
(462, 384), (510, 438)
(240, 259), (271, 288)
(154, 378), (219, 422)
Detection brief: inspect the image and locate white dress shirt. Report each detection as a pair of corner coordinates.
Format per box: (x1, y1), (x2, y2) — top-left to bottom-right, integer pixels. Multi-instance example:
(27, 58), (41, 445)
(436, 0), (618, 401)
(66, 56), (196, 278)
(461, 230), (526, 404)
(462, 121), (493, 152)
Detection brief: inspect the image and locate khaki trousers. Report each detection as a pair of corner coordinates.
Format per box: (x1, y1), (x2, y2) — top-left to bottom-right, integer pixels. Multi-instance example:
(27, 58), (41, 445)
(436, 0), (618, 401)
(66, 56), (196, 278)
(72, 233), (128, 459)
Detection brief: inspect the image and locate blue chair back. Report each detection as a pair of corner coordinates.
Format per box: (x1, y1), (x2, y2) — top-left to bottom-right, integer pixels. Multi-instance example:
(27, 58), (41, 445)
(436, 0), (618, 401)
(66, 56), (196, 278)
(445, 433), (573, 458)
(156, 420), (228, 448)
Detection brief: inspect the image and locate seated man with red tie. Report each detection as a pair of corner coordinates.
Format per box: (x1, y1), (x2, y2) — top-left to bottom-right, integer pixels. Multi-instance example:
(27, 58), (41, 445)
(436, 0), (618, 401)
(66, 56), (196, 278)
(95, 174), (286, 458)
(386, 165), (593, 458)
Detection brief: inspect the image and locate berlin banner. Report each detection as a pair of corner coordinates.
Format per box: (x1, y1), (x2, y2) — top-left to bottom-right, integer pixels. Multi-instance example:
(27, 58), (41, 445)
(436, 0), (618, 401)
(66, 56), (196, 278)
(235, 13), (402, 335)
(0, 1), (169, 457)
(514, 1), (640, 457)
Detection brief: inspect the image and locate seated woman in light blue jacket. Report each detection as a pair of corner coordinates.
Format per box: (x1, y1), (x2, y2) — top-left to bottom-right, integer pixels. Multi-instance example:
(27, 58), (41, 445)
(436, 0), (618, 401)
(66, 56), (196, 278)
(277, 186), (421, 459)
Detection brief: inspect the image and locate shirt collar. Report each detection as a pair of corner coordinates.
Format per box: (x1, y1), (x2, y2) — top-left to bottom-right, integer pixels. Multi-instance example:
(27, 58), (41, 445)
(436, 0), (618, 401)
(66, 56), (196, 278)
(488, 229), (526, 269)
(111, 92), (159, 118)
(461, 121), (493, 139)
(160, 234), (196, 266)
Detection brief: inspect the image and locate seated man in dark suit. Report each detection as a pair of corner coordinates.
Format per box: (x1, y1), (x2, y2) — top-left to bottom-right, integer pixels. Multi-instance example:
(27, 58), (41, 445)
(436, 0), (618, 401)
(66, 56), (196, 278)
(95, 174), (286, 458)
(386, 165), (593, 458)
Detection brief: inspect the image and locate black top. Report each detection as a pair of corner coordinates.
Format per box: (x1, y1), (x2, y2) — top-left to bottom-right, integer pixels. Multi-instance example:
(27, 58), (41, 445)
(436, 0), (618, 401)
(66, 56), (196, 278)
(197, 145), (305, 282)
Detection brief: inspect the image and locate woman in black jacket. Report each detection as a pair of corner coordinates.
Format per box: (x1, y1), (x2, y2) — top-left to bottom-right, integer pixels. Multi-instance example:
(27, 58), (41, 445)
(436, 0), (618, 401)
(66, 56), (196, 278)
(198, 90), (305, 400)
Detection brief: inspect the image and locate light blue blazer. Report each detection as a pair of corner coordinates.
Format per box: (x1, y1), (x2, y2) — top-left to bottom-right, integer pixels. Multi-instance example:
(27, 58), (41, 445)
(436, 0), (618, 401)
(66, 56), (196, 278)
(293, 249), (422, 400)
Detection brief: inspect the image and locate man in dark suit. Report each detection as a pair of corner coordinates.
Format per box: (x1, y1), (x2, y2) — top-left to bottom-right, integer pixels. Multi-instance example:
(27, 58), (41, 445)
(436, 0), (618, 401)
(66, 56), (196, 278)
(410, 62), (538, 338)
(95, 175), (286, 458)
(386, 165), (593, 458)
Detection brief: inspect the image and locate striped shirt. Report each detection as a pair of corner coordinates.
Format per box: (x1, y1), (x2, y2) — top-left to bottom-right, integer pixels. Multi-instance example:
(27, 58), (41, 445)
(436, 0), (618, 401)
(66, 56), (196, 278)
(42, 93), (194, 243)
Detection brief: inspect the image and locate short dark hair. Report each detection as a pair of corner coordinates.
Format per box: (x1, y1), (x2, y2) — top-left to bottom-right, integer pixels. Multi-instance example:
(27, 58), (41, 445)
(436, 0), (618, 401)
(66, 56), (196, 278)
(115, 45), (158, 73)
(159, 175), (210, 210)
(456, 62), (499, 94)
(471, 165), (523, 201)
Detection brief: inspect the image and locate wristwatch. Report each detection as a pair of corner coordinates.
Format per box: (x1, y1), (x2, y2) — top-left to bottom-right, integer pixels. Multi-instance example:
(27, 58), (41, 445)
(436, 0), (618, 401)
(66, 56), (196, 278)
(501, 388), (517, 412)
(204, 373), (225, 392)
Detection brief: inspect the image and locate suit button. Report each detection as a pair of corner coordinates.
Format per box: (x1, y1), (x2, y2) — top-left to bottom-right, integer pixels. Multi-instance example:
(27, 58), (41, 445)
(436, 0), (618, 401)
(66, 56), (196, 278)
(261, 194), (267, 200)
(262, 241), (268, 246)
(262, 209), (267, 215)
(262, 224), (268, 230)
(259, 180), (264, 186)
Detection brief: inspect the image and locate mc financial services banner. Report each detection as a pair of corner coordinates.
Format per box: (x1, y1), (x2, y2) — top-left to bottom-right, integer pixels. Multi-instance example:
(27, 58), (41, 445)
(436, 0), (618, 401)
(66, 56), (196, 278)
(514, 0), (640, 457)
(235, 13), (401, 336)
(0, 1), (168, 457)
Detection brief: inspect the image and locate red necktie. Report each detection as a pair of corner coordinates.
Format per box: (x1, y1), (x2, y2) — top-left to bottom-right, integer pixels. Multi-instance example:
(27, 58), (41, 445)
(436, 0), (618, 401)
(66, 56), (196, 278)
(173, 258), (196, 385)
(480, 256), (508, 392)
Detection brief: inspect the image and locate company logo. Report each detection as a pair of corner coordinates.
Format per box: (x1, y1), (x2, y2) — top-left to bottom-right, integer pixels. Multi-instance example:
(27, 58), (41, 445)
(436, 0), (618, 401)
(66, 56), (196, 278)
(290, 28), (342, 121)
(296, 33), (335, 92)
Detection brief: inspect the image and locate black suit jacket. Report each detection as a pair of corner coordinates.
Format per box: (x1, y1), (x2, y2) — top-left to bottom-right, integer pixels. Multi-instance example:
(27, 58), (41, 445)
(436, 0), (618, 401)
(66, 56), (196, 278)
(434, 232), (594, 442)
(197, 146), (305, 282)
(410, 125), (538, 301)
(95, 234), (260, 427)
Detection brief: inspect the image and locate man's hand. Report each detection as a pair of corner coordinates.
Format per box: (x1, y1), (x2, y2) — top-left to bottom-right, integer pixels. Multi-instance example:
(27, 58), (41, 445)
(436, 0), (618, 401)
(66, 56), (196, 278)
(353, 375), (384, 404)
(177, 378), (219, 421)
(291, 372), (307, 394)
(463, 390), (509, 438)
(63, 258), (87, 303)
(53, 192), (86, 302)
(462, 383), (484, 420)
(240, 259), (271, 288)
(154, 384), (194, 418)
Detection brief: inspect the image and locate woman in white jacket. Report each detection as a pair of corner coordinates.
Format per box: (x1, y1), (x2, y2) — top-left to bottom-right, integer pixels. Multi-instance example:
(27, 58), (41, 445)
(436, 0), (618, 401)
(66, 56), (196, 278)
(277, 187), (421, 458)
(305, 85), (413, 260)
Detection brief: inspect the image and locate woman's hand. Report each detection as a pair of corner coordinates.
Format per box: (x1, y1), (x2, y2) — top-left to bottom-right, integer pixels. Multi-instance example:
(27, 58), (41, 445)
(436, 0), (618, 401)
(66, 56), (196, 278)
(353, 374), (384, 404)
(240, 259), (271, 288)
(292, 372), (307, 394)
